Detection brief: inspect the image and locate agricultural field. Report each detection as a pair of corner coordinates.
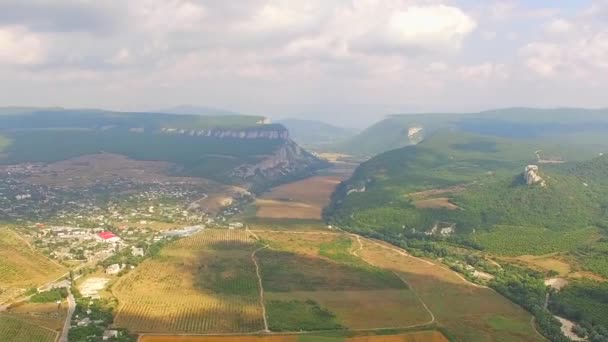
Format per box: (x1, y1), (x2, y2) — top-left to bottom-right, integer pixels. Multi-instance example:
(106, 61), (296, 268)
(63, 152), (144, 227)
(256, 176), (343, 220)
(0, 314), (58, 342)
(112, 229), (264, 334)
(256, 232), (431, 330)
(3, 301), (67, 331)
(139, 330), (449, 342)
(0, 228), (66, 304)
(355, 238), (544, 342)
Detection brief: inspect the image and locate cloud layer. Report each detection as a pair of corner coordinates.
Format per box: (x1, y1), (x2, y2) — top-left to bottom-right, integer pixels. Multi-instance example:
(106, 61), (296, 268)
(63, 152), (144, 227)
(0, 0), (606, 125)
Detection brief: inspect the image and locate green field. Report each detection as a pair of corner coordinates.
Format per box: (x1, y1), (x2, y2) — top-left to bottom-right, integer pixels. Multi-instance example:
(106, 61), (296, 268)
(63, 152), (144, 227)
(0, 315), (57, 342)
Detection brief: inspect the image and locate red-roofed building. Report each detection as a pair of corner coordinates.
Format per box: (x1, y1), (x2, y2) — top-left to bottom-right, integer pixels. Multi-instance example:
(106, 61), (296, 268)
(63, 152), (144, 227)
(98, 231), (120, 243)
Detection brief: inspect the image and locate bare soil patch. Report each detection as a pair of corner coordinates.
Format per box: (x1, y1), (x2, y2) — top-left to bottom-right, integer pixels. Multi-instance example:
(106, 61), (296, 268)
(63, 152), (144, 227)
(256, 176), (342, 220)
(413, 198), (459, 210)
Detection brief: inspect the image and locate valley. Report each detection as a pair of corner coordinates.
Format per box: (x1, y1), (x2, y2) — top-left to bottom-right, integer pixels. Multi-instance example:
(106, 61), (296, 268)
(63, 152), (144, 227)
(1, 108), (608, 342)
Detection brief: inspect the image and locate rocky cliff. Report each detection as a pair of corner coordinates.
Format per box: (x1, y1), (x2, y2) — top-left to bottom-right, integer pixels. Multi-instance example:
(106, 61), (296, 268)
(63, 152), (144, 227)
(160, 126), (289, 140)
(524, 165), (546, 186)
(231, 139), (329, 191)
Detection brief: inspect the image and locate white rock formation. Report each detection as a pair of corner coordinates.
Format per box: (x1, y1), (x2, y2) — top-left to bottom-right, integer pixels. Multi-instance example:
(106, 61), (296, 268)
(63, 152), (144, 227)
(524, 165), (545, 186)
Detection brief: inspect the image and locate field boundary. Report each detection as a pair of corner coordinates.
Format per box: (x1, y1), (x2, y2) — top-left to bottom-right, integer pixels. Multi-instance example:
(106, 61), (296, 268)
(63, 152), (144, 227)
(349, 235), (436, 328)
(251, 245), (270, 332)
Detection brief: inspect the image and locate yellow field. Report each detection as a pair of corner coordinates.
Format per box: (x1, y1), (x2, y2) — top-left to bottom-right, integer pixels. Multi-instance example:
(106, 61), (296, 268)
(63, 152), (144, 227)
(357, 239), (543, 342)
(112, 229), (264, 334)
(3, 302), (66, 331)
(0, 228), (66, 304)
(0, 314), (58, 342)
(256, 176), (342, 220)
(139, 330), (449, 342)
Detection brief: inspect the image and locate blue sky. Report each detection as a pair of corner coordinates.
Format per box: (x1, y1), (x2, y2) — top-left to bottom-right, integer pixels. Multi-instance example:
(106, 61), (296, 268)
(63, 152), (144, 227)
(0, 0), (607, 126)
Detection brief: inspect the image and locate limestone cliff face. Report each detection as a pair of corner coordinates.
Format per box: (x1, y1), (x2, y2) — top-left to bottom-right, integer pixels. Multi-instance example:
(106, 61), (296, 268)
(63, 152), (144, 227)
(160, 127), (289, 139)
(524, 165), (546, 186)
(407, 126), (424, 145)
(231, 139), (327, 189)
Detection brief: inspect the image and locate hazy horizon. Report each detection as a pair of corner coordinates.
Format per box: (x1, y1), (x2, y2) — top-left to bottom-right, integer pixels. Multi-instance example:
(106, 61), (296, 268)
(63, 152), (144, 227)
(2, 1), (608, 126)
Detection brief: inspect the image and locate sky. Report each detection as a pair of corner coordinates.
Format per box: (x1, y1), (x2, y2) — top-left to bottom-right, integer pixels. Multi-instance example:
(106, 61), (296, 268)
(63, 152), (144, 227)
(0, 0), (607, 126)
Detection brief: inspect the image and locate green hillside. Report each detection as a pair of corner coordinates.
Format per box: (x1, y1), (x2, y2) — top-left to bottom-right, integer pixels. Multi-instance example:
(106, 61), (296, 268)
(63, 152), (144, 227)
(325, 130), (608, 341)
(325, 131), (608, 253)
(0, 109), (325, 189)
(333, 108), (608, 157)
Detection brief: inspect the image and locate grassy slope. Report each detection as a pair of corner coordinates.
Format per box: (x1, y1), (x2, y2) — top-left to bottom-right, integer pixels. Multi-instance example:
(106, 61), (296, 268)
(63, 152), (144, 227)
(0, 229), (66, 302)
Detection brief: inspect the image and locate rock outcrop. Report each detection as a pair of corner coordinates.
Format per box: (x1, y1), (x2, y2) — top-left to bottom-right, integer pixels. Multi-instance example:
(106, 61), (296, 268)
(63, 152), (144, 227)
(407, 126), (424, 144)
(231, 139), (328, 190)
(524, 165), (546, 186)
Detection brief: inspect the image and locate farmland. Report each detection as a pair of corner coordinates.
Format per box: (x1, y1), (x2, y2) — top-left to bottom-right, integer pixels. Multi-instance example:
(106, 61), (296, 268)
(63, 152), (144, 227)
(256, 176), (343, 220)
(112, 230), (264, 334)
(256, 232), (432, 331)
(0, 315), (58, 342)
(355, 238), (544, 342)
(0, 228), (66, 304)
(139, 330), (449, 342)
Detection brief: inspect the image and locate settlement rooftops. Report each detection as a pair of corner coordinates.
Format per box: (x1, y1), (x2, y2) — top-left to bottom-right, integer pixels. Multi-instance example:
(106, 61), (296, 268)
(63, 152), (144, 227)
(98, 231), (120, 243)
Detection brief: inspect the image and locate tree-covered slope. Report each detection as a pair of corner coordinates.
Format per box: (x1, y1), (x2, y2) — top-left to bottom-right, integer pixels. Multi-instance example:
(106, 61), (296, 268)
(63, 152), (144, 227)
(333, 108), (608, 157)
(325, 131), (608, 254)
(0, 109), (327, 190)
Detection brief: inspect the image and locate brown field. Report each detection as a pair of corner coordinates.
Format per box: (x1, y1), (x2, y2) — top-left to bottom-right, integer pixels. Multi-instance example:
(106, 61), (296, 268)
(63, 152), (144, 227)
(139, 330), (449, 342)
(0, 228), (66, 304)
(412, 198), (459, 210)
(503, 254), (572, 276)
(112, 229), (264, 334)
(256, 176), (342, 220)
(407, 183), (470, 200)
(19, 153), (209, 188)
(357, 239), (544, 342)
(256, 231), (341, 256)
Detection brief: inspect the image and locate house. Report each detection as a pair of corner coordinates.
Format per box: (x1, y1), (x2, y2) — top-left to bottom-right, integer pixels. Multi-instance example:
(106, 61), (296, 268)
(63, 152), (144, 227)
(97, 231), (120, 243)
(131, 246), (144, 257)
(105, 264), (122, 275)
(102, 330), (119, 341)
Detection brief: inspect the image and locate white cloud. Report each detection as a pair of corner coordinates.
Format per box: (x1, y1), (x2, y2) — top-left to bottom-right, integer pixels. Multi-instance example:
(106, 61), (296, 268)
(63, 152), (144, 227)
(0, 26), (46, 65)
(384, 5), (477, 52)
(545, 19), (571, 34)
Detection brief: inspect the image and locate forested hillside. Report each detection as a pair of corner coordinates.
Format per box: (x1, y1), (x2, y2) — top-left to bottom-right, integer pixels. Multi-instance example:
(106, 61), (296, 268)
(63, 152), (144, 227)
(333, 108), (608, 157)
(325, 131), (608, 250)
(0, 109), (327, 190)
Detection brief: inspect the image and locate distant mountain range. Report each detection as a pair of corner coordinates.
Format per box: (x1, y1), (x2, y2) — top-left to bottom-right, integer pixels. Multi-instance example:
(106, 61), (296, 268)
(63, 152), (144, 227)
(331, 107), (608, 157)
(277, 118), (356, 148)
(156, 105), (245, 116)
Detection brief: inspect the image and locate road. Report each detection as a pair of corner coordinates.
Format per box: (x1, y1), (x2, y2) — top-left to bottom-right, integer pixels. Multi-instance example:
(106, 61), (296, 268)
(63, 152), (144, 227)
(59, 287), (76, 342)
